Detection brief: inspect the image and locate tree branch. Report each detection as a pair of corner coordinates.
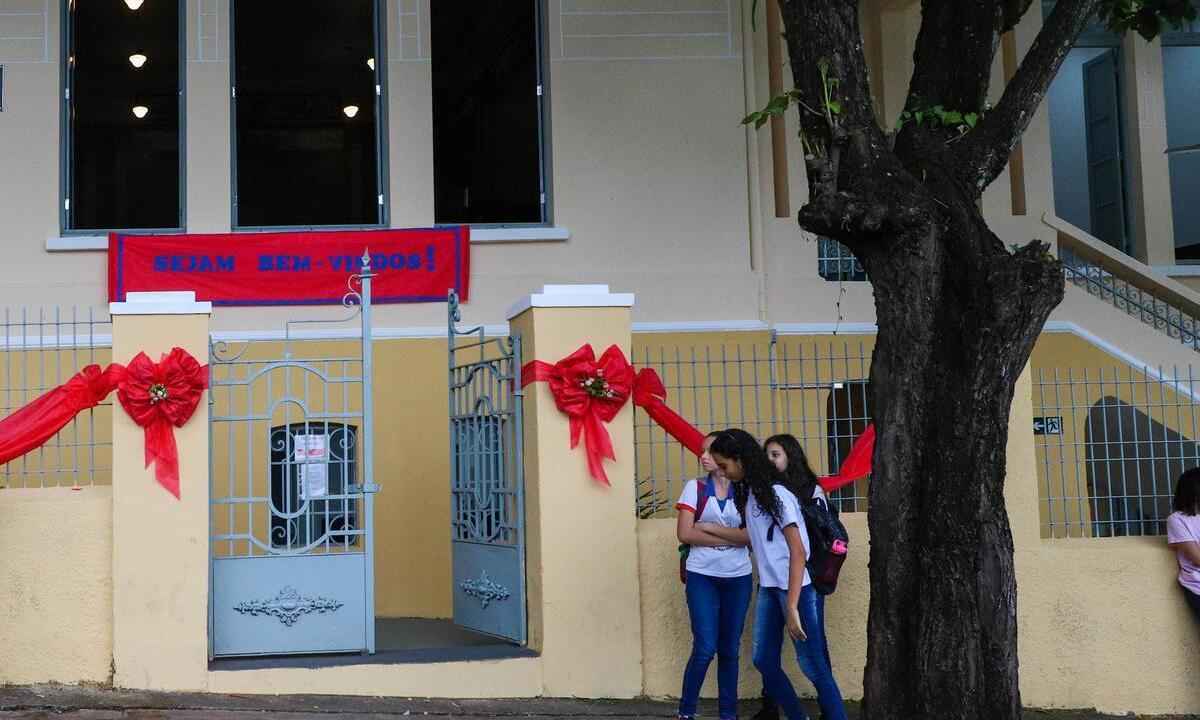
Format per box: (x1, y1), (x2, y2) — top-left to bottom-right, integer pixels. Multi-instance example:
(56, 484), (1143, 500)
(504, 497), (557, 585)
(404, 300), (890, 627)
(956, 0), (1103, 191)
(906, 0), (1007, 115)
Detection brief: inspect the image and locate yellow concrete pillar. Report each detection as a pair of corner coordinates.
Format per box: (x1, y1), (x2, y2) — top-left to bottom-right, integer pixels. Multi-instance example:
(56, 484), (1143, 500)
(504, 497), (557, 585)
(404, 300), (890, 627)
(1005, 365), (1040, 548)
(508, 285), (645, 698)
(109, 291), (212, 691)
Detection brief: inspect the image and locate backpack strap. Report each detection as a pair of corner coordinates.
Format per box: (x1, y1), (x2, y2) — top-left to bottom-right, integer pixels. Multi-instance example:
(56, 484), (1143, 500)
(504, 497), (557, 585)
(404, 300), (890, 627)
(694, 477), (711, 521)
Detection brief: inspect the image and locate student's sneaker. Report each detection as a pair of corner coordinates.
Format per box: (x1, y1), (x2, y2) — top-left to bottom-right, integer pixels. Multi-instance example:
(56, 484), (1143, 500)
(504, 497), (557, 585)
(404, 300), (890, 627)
(749, 695), (778, 720)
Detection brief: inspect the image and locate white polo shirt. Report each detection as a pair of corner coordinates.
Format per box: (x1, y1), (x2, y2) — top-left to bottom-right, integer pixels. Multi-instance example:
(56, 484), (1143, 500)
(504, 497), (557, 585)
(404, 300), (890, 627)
(676, 477), (752, 578)
(745, 484), (811, 589)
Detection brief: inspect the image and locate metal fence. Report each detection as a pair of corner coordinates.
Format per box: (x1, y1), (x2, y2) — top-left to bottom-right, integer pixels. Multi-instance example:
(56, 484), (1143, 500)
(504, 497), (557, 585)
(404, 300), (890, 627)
(1060, 244), (1200, 353)
(1034, 363), (1200, 538)
(633, 333), (1200, 540)
(0, 307), (113, 489)
(633, 334), (873, 518)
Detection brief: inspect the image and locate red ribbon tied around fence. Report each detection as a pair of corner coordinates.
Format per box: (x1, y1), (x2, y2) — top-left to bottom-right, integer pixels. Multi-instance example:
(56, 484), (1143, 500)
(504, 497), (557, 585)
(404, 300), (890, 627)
(523, 342), (876, 489)
(0, 347), (207, 498)
(115, 348), (208, 498)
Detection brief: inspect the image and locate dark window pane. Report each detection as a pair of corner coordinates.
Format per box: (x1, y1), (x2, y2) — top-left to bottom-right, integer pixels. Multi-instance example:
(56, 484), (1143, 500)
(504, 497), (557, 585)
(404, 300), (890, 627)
(817, 237), (867, 282)
(69, 0), (181, 230)
(234, 0), (380, 227)
(432, 2), (543, 224)
(1165, 45), (1200, 257)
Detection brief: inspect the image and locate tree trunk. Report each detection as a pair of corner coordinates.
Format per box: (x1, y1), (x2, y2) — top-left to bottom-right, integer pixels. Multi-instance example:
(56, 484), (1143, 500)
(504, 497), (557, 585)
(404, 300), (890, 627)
(769, 1), (1075, 715)
(854, 190), (1062, 720)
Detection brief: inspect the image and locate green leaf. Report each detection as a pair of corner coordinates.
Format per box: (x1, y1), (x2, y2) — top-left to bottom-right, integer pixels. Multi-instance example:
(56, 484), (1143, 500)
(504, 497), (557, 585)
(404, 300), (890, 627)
(942, 110), (963, 125)
(964, 112), (979, 128)
(765, 95), (790, 113)
(826, 100), (842, 115)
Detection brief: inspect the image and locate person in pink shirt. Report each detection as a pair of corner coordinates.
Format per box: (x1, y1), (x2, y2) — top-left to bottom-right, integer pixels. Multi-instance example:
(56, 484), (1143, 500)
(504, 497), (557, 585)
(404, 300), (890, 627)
(1167, 467), (1200, 623)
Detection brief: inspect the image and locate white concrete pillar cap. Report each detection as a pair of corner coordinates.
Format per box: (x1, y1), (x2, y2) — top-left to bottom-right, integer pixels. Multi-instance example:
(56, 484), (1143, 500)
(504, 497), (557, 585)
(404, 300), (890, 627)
(110, 291), (213, 316)
(506, 284), (635, 320)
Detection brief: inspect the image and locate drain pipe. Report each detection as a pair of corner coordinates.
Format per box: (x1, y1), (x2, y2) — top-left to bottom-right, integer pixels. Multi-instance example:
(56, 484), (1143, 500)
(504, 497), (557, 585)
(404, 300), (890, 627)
(741, 0), (769, 325)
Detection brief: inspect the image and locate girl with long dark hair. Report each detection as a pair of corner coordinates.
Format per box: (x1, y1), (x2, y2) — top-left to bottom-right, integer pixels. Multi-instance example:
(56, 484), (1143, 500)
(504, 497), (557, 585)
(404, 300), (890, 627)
(1168, 467), (1200, 624)
(740, 434), (833, 720)
(706, 429), (847, 720)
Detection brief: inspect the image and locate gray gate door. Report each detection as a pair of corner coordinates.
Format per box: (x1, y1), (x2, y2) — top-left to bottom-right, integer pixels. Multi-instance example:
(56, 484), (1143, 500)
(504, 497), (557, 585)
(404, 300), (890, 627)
(208, 261), (378, 658)
(447, 291), (527, 644)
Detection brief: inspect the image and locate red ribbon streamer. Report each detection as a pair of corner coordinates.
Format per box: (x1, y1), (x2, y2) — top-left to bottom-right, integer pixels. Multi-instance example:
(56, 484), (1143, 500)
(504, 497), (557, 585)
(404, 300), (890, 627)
(0, 347), (207, 498)
(818, 423), (875, 492)
(0, 364), (125, 466)
(523, 342), (875, 488)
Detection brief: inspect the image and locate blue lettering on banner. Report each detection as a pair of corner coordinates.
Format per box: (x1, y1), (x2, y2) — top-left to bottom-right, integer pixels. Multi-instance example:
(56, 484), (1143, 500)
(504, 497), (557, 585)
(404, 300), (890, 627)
(258, 256), (314, 272)
(154, 255), (236, 273)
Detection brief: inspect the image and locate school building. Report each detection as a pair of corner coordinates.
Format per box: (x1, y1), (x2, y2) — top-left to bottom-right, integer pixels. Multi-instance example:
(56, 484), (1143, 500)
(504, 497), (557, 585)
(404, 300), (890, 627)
(0, 0), (1198, 715)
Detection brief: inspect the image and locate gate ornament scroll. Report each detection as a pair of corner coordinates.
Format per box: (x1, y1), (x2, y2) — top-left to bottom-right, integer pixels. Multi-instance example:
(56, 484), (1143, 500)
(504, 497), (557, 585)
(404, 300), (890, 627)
(233, 585), (344, 627)
(460, 571), (511, 609)
(0, 346), (207, 498)
(522, 343), (877, 490)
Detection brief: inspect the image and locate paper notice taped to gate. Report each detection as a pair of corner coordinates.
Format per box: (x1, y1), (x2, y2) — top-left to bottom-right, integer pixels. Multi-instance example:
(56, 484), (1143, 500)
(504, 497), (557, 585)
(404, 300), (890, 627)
(300, 463), (328, 499)
(293, 433), (327, 463)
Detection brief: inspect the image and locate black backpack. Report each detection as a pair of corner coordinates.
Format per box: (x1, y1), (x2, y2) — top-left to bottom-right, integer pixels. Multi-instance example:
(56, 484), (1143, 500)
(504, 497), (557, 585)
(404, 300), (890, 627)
(801, 494), (849, 595)
(766, 489), (850, 595)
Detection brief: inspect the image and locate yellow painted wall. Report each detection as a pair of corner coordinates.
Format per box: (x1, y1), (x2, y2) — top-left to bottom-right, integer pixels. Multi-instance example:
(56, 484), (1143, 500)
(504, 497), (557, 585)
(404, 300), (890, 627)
(0, 487), (113, 685)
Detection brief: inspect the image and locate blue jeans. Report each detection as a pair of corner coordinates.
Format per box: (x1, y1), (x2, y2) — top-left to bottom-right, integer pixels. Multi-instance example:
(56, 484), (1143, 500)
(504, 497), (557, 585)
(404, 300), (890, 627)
(680, 571), (753, 719)
(752, 585), (847, 720)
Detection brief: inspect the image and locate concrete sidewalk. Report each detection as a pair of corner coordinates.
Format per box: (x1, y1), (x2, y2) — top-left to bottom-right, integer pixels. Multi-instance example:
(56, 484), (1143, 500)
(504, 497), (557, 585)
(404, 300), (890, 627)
(0, 686), (1194, 720)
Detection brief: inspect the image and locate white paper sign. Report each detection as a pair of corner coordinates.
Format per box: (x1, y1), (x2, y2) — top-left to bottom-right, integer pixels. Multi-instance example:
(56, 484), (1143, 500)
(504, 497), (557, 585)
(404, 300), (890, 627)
(300, 463), (329, 499)
(293, 433), (327, 463)
(294, 433), (329, 500)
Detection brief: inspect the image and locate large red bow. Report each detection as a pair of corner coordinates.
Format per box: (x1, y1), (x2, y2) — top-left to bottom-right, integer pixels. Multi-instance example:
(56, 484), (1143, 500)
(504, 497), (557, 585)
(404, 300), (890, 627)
(523, 344), (635, 485)
(116, 348), (208, 498)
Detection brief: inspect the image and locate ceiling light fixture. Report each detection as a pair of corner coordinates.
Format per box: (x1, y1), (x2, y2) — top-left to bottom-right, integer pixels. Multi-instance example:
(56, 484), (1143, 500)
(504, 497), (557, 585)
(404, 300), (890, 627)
(343, 105), (360, 119)
(129, 53), (147, 68)
(367, 58), (375, 71)
(132, 105), (149, 119)
(125, 0), (145, 10)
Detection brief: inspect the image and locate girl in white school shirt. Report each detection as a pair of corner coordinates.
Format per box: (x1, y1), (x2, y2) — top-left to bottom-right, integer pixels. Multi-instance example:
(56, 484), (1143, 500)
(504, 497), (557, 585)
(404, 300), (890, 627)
(706, 428), (847, 720)
(674, 432), (753, 720)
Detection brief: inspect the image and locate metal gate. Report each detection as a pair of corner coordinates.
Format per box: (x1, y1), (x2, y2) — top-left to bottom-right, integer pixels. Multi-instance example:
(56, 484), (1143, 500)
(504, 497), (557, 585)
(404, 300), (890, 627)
(447, 291), (527, 644)
(208, 259), (377, 658)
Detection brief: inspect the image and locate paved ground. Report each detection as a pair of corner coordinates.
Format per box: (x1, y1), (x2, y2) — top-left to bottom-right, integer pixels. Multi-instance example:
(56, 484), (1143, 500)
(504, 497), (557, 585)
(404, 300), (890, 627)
(0, 686), (1194, 720)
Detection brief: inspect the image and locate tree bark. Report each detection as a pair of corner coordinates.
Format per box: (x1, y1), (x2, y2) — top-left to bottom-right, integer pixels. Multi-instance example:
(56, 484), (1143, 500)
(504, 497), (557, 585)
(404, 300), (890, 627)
(771, 1), (1074, 718)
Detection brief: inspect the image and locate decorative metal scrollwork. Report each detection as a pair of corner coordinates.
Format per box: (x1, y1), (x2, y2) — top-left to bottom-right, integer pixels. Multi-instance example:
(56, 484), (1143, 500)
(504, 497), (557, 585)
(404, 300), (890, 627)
(460, 571), (511, 609)
(233, 585), (343, 627)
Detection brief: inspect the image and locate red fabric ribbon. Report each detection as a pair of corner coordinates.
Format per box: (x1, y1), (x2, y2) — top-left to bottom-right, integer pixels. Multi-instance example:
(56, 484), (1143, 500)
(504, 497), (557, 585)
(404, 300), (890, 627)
(0, 364), (124, 466)
(116, 348), (208, 498)
(818, 423), (875, 492)
(631, 367), (707, 456)
(523, 342), (875, 488)
(0, 347), (207, 499)
(523, 344), (635, 485)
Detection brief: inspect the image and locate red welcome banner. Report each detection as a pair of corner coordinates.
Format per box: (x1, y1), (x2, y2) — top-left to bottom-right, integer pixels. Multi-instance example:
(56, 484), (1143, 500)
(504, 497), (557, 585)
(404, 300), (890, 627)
(108, 227), (470, 307)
